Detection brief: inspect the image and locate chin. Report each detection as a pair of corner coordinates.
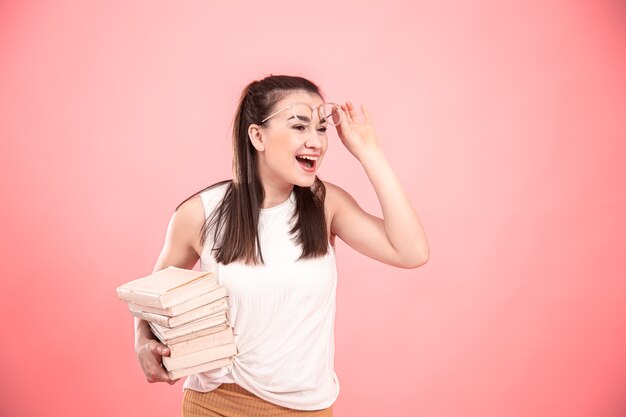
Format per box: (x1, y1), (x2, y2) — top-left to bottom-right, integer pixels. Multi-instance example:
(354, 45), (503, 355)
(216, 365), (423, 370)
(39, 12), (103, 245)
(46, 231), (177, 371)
(293, 175), (317, 187)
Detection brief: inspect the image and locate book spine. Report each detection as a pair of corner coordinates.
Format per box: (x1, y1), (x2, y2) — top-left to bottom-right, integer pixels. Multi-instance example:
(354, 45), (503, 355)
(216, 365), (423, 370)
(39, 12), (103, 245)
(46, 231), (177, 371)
(161, 323), (231, 345)
(168, 327), (235, 357)
(153, 313), (228, 340)
(166, 356), (233, 380)
(169, 287), (228, 316)
(168, 300), (229, 328)
(131, 297), (228, 328)
(159, 279), (218, 309)
(127, 302), (175, 317)
(162, 342), (237, 370)
(117, 288), (164, 309)
(130, 309), (170, 327)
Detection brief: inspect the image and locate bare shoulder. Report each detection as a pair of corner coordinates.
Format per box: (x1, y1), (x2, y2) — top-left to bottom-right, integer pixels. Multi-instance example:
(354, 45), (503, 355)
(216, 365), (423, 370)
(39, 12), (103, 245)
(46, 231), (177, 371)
(321, 179), (355, 234)
(322, 179), (354, 208)
(172, 193), (207, 257)
(153, 192), (207, 271)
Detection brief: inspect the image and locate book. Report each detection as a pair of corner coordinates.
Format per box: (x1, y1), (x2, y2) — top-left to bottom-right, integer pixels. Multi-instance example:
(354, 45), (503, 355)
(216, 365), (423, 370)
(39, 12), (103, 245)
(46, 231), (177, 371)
(129, 297), (229, 328)
(149, 311), (228, 341)
(117, 265), (239, 380)
(116, 266), (218, 309)
(168, 326), (235, 357)
(152, 322), (231, 345)
(127, 286), (228, 317)
(167, 356), (234, 380)
(162, 342), (238, 370)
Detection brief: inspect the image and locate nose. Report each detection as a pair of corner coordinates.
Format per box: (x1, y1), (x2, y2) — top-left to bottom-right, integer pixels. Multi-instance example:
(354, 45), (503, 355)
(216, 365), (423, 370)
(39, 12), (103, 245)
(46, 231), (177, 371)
(304, 127), (323, 149)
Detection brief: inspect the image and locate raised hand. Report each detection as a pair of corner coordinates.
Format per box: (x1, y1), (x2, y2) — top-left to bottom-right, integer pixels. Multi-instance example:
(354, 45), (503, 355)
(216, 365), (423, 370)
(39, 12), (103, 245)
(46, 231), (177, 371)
(334, 101), (379, 162)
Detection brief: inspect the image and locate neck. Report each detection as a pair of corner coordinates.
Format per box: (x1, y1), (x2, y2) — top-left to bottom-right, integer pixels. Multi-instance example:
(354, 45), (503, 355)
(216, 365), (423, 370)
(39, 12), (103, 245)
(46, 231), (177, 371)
(260, 183), (294, 209)
(256, 156), (296, 209)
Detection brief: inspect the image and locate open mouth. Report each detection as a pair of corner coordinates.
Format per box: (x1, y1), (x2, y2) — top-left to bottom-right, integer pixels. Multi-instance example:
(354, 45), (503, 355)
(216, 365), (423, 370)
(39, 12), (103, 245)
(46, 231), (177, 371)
(295, 155), (317, 172)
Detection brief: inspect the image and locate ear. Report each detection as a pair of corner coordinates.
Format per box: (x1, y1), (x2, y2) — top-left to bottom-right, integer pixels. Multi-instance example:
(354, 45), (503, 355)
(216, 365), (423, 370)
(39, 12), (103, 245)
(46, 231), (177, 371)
(248, 124), (265, 152)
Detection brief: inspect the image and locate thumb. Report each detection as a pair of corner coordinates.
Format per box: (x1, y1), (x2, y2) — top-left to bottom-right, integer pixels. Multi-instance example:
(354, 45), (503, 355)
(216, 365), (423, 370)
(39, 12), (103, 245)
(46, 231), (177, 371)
(149, 340), (170, 356)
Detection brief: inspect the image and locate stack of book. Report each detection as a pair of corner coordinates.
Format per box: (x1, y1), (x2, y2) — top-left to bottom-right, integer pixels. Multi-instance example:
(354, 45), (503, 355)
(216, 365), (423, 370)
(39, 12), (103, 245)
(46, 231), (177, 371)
(116, 266), (238, 379)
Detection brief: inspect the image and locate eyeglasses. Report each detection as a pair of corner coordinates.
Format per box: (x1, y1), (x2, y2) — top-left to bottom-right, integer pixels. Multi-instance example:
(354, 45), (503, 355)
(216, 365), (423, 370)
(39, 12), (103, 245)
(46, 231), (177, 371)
(260, 102), (342, 126)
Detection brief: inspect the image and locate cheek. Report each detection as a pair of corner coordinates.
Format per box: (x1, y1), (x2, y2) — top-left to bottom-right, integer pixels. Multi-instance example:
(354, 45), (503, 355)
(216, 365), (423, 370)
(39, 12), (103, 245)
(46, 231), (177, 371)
(322, 138), (329, 150)
(265, 141), (297, 168)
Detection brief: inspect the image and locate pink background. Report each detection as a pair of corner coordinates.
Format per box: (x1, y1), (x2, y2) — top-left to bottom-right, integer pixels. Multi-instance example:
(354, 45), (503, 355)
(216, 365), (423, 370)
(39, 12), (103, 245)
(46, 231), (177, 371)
(1, 1), (625, 416)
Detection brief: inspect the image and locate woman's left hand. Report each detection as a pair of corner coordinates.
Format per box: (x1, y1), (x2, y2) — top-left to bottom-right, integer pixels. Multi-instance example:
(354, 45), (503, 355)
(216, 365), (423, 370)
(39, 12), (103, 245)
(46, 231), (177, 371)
(334, 101), (380, 162)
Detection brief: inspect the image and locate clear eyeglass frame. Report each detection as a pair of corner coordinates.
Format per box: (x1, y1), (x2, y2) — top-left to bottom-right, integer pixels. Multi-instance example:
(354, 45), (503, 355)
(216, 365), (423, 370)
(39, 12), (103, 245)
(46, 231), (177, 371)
(259, 102), (342, 126)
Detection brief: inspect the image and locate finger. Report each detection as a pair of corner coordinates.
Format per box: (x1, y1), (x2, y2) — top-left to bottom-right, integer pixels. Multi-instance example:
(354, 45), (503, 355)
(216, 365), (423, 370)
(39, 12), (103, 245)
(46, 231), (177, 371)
(333, 113), (344, 137)
(149, 341), (170, 357)
(160, 368), (181, 384)
(361, 104), (371, 123)
(341, 103), (353, 123)
(336, 107), (350, 133)
(154, 367), (172, 382)
(146, 366), (170, 383)
(348, 101), (359, 122)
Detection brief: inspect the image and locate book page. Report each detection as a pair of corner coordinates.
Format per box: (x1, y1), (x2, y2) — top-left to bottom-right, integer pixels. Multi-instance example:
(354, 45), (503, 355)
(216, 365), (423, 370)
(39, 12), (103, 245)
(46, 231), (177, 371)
(119, 266), (213, 294)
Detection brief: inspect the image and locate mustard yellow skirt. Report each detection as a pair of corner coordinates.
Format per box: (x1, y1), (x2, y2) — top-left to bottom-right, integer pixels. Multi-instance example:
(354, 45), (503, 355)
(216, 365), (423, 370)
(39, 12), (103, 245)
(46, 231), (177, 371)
(182, 383), (333, 417)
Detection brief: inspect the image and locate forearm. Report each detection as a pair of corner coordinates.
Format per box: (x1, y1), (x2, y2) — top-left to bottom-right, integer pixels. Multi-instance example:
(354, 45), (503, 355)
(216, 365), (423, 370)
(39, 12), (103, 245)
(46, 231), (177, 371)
(360, 147), (429, 264)
(134, 317), (156, 347)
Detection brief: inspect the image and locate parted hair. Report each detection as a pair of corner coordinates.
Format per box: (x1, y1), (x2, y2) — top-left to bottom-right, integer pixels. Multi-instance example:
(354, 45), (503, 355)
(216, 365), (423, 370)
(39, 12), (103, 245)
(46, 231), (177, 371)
(175, 74), (330, 266)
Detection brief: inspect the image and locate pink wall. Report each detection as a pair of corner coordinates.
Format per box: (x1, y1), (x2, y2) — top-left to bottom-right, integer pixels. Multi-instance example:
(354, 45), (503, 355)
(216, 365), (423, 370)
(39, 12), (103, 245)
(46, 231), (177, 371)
(1, 1), (625, 416)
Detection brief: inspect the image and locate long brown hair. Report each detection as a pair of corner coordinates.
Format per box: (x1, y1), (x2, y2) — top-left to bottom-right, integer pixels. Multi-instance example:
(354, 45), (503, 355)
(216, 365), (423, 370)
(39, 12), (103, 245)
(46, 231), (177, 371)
(176, 75), (329, 266)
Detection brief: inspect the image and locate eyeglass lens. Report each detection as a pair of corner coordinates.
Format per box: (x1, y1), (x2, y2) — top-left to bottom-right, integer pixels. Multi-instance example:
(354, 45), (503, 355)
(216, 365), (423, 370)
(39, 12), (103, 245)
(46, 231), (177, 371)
(290, 103), (342, 126)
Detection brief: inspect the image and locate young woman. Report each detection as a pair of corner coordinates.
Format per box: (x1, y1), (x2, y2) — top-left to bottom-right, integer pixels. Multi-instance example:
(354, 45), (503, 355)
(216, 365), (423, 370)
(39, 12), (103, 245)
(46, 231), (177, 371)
(133, 75), (429, 416)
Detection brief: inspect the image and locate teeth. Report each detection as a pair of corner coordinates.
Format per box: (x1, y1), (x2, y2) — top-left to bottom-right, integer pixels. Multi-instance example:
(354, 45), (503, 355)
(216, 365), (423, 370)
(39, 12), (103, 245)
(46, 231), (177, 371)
(296, 155), (318, 160)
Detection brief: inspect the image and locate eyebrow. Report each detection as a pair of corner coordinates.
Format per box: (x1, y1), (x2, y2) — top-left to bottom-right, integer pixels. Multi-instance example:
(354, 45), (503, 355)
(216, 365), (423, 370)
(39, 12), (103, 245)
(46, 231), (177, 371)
(287, 114), (310, 122)
(287, 115), (328, 124)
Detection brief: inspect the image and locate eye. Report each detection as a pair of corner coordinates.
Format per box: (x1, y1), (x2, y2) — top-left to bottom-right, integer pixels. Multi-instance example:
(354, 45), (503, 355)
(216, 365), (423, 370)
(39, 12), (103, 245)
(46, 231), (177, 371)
(292, 124), (327, 133)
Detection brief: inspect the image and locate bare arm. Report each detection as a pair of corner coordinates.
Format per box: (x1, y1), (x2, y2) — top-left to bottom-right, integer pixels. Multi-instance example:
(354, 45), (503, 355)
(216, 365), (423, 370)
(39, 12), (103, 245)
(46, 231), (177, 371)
(325, 148), (429, 269)
(329, 101), (429, 268)
(134, 194), (205, 384)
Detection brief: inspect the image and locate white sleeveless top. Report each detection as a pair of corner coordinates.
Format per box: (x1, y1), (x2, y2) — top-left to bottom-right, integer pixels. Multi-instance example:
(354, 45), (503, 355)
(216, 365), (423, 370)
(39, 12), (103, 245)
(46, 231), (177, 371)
(182, 182), (340, 411)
